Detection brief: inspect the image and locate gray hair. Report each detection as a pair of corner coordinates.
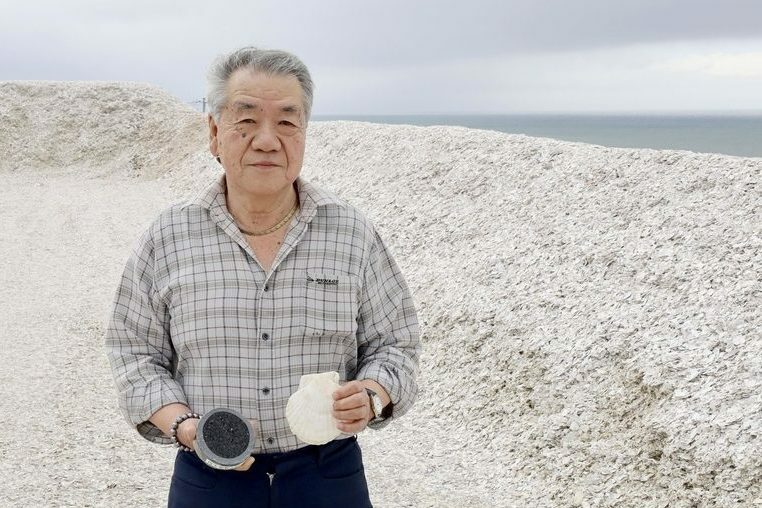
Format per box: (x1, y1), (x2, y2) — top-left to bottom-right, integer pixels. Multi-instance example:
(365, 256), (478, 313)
(206, 47), (314, 122)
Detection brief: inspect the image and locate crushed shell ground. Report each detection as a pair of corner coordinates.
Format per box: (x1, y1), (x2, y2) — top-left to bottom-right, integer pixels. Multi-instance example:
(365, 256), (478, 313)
(0, 82), (760, 507)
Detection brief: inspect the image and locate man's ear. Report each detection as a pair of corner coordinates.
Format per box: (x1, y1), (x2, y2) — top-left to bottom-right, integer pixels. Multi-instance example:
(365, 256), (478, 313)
(208, 113), (219, 157)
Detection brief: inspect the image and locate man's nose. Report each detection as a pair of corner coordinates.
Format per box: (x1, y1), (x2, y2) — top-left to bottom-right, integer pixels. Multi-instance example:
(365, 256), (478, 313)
(250, 123), (281, 152)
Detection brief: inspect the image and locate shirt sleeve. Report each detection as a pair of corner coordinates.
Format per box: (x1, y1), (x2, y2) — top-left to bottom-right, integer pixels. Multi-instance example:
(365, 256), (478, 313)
(103, 226), (188, 445)
(355, 228), (422, 430)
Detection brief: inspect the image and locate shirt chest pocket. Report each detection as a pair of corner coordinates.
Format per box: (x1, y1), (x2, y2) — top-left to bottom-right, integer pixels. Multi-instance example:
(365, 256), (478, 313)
(304, 272), (358, 339)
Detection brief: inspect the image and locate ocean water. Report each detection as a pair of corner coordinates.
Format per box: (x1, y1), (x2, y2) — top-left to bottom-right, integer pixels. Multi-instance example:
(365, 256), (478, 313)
(313, 114), (762, 158)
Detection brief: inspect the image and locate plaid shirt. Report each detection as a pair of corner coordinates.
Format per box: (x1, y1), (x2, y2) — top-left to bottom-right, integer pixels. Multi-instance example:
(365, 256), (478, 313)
(103, 173), (421, 453)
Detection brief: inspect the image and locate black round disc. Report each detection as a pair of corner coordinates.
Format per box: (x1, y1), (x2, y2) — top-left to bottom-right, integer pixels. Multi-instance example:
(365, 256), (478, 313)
(195, 408), (256, 469)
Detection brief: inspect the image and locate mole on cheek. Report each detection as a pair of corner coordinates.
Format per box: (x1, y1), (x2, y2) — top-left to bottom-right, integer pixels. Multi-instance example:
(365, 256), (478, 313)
(241, 132), (247, 138)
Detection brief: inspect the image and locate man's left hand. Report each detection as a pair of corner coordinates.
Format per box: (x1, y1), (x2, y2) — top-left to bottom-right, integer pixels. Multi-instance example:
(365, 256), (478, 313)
(332, 380), (372, 434)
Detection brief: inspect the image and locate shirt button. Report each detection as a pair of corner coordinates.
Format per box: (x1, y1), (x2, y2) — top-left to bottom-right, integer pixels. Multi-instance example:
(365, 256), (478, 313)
(262, 332), (269, 341)
(262, 387), (270, 395)
(264, 284), (269, 292)
(267, 437), (274, 444)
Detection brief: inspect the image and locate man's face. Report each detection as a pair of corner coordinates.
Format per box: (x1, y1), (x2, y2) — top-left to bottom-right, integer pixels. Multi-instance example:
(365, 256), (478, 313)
(209, 69), (307, 198)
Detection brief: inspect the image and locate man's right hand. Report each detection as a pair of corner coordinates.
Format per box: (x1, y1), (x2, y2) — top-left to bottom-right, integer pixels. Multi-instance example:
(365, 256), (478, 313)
(177, 417), (199, 451)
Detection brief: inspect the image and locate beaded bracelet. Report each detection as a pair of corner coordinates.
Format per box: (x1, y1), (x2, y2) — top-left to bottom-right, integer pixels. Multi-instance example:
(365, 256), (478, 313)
(170, 412), (200, 452)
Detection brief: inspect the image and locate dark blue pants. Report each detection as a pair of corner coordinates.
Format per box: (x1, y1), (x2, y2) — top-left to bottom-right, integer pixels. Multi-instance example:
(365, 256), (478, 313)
(167, 436), (372, 508)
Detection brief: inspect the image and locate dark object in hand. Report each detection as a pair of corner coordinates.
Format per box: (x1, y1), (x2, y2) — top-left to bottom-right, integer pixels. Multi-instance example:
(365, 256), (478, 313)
(194, 408), (256, 470)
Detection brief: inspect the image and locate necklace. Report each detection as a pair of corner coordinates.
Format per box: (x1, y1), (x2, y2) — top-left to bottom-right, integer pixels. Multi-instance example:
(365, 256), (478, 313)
(235, 199), (299, 236)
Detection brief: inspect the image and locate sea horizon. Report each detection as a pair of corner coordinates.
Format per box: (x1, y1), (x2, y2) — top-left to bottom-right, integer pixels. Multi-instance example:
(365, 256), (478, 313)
(312, 113), (762, 158)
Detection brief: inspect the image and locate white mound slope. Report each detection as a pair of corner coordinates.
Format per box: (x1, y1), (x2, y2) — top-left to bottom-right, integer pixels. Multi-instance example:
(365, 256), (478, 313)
(297, 122), (761, 506)
(0, 81), (206, 176)
(1, 82), (759, 507)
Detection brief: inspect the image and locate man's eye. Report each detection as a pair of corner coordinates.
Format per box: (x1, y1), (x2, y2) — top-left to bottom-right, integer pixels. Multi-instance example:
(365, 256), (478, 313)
(280, 121), (296, 127)
(239, 119), (256, 124)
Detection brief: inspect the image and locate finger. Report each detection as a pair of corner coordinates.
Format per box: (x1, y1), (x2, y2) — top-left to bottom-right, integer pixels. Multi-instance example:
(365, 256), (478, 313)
(332, 391), (367, 411)
(333, 406), (370, 422)
(336, 418), (368, 434)
(332, 381), (364, 399)
(234, 456), (255, 471)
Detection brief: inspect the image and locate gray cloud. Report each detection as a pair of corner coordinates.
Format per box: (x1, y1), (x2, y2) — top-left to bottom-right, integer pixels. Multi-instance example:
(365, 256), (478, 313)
(2, 0), (761, 112)
(256, 0), (762, 66)
(4, 1), (762, 66)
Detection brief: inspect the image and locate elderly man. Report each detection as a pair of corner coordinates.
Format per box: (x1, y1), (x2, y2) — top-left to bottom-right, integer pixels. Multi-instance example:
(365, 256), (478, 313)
(104, 47), (421, 507)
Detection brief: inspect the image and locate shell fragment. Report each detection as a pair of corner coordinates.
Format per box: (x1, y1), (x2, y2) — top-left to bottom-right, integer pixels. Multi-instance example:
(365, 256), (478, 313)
(286, 371), (343, 445)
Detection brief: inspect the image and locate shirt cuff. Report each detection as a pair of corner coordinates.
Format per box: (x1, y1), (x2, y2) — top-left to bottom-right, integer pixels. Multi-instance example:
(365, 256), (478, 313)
(126, 378), (189, 445)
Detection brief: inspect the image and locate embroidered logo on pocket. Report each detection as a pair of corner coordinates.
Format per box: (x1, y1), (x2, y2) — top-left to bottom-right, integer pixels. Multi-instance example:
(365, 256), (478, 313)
(306, 274), (340, 287)
(303, 272), (357, 339)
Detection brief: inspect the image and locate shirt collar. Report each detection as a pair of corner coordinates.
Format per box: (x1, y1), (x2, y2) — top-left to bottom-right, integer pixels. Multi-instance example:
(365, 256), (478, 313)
(183, 172), (345, 221)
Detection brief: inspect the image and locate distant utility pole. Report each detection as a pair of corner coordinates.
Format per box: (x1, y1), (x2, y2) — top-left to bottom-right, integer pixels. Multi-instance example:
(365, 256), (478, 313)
(186, 98), (208, 113)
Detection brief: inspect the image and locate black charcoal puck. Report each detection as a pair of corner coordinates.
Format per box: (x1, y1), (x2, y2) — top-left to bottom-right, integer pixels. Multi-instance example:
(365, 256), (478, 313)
(195, 408), (256, 470)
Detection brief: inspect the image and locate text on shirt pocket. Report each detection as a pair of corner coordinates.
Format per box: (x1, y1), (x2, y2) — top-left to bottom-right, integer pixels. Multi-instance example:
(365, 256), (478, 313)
(304, 272), (358, 339)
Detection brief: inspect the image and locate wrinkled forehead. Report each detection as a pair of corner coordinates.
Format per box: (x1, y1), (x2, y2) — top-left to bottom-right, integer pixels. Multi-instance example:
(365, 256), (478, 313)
(224, 68), (305, 117)
(228, 99), (302, 117)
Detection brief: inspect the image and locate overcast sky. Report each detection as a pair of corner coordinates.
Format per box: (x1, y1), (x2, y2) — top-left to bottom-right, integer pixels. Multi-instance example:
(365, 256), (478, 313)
(2, 0), (762, 114)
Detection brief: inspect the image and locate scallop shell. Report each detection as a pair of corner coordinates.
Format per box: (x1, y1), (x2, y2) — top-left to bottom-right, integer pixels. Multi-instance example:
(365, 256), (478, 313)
(285, 371), (342, 445)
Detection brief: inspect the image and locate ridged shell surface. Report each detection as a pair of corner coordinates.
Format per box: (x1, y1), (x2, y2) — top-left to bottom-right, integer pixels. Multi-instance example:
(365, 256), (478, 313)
(286, 371), (342, 445)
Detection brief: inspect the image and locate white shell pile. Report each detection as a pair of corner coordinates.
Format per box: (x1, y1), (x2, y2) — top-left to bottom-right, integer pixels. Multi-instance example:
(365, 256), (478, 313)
(286, 371), (343, 445)
(0, 81), (206, 177)
(1, 82), (760, 507)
